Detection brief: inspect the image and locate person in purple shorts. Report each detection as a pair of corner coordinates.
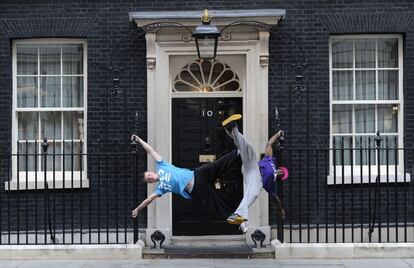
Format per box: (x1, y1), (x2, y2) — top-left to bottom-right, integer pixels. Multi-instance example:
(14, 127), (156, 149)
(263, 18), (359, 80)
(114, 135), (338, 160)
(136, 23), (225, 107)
(259, 131), (286, 220)
(224, 114), (286, 232)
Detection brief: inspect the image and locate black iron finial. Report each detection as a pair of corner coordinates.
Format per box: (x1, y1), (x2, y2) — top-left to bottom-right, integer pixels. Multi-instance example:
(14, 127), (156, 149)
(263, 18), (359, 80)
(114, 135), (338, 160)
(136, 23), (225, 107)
(42, 138), (48, 153)
(274, 106), (285, 147)
(133, 111), (139, 135)
(131, 111), (139, 150)
(375, 131), (382, 148)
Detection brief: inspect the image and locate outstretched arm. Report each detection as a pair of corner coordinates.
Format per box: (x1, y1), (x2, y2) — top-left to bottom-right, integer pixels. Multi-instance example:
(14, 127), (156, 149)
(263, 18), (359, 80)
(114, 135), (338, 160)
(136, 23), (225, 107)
(132, 193), (159, 218)
(264, 130), (284, 157)
(131, 134), (162, 162)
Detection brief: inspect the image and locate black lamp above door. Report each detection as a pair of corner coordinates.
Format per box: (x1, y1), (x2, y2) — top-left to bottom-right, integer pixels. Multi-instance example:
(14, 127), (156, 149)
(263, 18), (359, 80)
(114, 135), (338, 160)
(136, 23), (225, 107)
(192, 9), (221, 60)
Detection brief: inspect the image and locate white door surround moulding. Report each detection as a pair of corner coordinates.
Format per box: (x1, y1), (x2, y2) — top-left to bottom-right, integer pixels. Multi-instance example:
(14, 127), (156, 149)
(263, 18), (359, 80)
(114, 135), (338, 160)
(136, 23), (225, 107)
(138, 12), (274, 246)
(129, 9), (285, 27)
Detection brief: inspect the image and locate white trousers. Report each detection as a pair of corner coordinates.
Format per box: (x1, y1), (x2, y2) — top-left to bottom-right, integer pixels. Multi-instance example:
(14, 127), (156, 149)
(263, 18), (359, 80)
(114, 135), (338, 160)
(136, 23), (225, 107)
(231, 126), (263, 220)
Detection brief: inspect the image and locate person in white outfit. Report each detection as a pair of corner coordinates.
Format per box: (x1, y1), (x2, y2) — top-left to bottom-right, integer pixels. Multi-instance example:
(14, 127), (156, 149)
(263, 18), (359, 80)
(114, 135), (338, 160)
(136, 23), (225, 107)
(222, 114), (285, 233)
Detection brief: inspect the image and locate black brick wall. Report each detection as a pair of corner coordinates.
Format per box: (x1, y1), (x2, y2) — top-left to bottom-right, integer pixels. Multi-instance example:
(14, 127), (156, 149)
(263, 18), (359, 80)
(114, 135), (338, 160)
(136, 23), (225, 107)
(0, 0), (413, 238)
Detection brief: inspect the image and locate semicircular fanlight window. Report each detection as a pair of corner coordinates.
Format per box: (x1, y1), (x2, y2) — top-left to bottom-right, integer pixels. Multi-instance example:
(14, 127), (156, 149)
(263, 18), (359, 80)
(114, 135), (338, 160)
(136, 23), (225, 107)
(173, 59), (241, 92)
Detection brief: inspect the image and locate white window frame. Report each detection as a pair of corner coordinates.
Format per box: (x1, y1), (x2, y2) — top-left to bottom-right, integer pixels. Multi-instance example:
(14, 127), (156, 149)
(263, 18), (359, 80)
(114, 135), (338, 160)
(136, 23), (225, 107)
(328, 34), (410, 184)
(7, 38), (88, 190)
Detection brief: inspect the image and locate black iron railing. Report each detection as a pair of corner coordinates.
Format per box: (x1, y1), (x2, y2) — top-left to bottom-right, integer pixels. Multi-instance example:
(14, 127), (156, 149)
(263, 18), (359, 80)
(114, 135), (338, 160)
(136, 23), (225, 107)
(0, 139), (141, 245)
(276, 134), (414, 243)
(1, 134), (413, 244)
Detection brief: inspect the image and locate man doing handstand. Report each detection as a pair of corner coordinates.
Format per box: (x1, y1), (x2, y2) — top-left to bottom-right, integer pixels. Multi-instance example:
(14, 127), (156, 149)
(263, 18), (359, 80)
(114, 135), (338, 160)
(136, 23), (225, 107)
(222, 114), (286, 232)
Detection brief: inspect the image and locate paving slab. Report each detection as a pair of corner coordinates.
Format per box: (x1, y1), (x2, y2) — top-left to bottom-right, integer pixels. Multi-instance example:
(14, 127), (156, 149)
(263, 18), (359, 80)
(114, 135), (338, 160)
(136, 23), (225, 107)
(340, 259), (412, 268)
(150, 259), (214, 266)
(280, 259), (345, 268)
(17, 260), (87, 268)
(214, 259), (281, 268)
(0, 261), (24, 268)
(83, 260), (150, 268)
(403, 259), (414, 268)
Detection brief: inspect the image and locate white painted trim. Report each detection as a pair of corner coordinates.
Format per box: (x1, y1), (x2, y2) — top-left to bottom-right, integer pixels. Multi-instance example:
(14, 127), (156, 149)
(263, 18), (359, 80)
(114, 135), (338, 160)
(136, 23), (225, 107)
(329, 34), (404, 184)
(5, 174), (89, 190)
(129, 9), (285, 27)
(11, 38), (88, 189)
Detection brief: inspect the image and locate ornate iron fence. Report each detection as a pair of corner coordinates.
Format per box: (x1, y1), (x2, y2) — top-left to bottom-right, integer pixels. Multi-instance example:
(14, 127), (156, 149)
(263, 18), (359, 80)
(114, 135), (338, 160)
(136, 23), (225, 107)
(276, 134), (414, 243)
(0, 139), (141, 245)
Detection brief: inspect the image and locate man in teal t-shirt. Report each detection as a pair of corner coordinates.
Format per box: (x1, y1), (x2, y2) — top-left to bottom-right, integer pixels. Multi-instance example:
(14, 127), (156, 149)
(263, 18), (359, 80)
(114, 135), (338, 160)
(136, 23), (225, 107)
(131, 134), (240, 219)
(153, 160), (193, 199)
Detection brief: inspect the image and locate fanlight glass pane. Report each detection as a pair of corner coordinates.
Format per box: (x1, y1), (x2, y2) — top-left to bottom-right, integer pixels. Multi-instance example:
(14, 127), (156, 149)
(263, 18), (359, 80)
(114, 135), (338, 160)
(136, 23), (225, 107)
(173, 60), (241, 92)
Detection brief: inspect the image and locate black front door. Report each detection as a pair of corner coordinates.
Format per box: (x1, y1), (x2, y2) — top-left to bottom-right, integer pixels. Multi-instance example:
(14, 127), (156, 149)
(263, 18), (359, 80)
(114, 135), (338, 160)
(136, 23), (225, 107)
(172, 97), (243, 236)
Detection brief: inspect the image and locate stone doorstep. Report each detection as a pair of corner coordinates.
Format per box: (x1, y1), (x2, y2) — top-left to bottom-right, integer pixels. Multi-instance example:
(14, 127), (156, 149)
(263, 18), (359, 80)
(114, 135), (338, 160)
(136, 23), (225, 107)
(0, 242), (144, 260)
(272, 240), (414, 259)
(142, 246), (275, 259)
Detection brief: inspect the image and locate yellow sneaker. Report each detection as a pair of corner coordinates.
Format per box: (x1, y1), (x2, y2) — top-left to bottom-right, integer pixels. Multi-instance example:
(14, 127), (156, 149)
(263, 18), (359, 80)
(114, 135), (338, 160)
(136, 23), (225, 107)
(222, 114), (242, 127)
(226, 213), (245, 225)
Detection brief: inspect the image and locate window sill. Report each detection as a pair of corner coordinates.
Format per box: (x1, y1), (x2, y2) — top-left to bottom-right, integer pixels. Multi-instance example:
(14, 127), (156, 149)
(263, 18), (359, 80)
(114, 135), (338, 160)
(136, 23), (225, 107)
(4, 178), (89, 191)
(327, 173), (411, 185)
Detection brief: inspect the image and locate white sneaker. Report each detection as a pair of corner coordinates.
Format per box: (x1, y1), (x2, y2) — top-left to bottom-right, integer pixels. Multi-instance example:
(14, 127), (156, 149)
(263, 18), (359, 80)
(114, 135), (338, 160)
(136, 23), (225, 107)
(240, 221), (249, 233)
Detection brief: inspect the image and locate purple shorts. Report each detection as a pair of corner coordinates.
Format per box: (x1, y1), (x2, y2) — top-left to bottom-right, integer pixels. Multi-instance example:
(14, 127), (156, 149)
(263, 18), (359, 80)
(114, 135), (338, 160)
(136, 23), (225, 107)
(258, 156), (277, 196)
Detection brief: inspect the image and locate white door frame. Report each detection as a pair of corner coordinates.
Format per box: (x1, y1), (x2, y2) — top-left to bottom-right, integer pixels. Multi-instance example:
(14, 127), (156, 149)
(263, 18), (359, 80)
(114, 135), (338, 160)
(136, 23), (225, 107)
(144, 30), (271, 245)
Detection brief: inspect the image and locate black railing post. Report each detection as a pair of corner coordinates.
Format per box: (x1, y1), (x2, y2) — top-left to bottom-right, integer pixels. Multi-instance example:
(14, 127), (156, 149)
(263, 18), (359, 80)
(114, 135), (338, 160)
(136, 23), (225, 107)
(274, 107), (285, 243)
(42, 138), (48, 244)
(132, 111), (139, 244)
(369, 132), (382, 241)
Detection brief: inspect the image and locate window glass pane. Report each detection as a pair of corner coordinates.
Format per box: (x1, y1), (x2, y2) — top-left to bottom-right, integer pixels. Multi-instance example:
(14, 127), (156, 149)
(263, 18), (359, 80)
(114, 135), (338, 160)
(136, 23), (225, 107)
(332, 105), (352, 134)
(40, 77), (61, 107)
(63, 44), (83, 75)
(355, 104), (375, 133)
(378, 70), (398, 100)
(380, 136), (398, 165)
(18, 142), (36, 172)
(332, 40), (353, 68)
(333, 71), (353, 100)
(41, 142), (61, 171)
(17, 77), (37, 108)
(40, 44), (60, 75)
(332, 136), (352, 166)
(17, 44), (37, 75)
(64, 141), (82, 171)
(63, 111), (84, 140)
(378, 104), (398, 133)
(18, 112), (38, 140)
(355, 39), (375, 68)
(356, 70), (375, 100)
(355, 136), (376, 165)
(41, 112), (61, 140)
(378, 38), (398, 68)
(63, 77), (83, 107)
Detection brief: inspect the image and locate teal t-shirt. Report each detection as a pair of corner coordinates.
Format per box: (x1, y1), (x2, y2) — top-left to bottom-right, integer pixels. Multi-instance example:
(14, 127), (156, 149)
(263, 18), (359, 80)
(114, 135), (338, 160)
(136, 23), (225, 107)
(154, 160), (194, 199)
